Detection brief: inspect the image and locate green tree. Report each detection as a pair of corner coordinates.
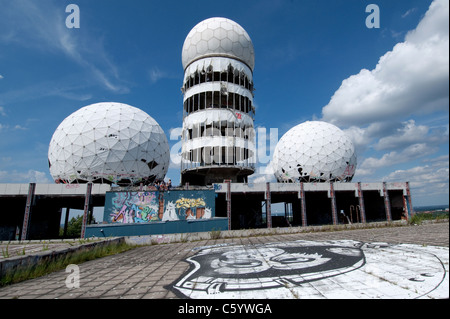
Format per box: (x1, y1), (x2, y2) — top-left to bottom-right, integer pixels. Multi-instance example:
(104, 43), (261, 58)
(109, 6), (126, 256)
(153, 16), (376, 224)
(60, 215), (96, 238)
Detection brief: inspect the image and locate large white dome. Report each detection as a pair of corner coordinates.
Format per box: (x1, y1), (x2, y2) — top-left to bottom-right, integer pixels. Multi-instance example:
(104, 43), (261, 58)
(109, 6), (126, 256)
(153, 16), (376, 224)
(272, 121), (357, 183)
(48, 102), (170, 185)
(182, 17), (255, 70)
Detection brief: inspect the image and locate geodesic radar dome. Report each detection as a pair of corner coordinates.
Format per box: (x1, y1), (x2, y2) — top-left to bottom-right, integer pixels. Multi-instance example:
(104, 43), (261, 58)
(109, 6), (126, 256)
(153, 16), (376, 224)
(48, 102), (170, 186)
(272, 121), (357, 183)
(182, 17), (255, 70)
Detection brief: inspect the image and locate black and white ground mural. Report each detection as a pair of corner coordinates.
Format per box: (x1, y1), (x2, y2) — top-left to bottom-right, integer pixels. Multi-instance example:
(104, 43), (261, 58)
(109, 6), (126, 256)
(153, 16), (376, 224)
(169, 240), (449, 299)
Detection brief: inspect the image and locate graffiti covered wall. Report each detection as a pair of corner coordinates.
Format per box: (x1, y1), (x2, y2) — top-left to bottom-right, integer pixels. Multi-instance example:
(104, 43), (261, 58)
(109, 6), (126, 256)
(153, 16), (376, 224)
(104, 190), (215, 224)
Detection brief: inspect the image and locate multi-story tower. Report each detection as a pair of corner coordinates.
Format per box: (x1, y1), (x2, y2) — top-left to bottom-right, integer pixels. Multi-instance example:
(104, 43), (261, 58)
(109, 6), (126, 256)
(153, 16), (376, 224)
(180, 17), (256, 185)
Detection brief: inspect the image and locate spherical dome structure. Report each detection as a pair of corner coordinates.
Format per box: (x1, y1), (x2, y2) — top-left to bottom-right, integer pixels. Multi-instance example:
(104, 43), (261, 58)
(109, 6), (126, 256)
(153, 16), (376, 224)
(48, 102), (170, 186)
(272, 121), (357, 183)
(182, 17), (255, 70)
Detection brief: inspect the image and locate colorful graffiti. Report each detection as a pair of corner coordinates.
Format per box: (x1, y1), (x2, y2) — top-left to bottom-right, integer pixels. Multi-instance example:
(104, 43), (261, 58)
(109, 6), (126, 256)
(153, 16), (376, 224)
(106, 191), (161, 224)
(104, 190), (215, 224)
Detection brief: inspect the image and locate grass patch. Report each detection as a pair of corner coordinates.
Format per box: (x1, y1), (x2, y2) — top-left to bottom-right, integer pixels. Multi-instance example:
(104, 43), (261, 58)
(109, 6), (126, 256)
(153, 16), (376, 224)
(0, 240), (136, 288)
(409, 211), (449, 225)
(209, 228), (222, 240)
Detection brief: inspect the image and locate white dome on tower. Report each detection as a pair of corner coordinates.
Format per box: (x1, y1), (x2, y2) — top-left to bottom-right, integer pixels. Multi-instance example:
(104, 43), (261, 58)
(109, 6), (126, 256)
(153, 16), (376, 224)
(48, 102), (170, 185)
(182, 17), (255, 70)
(272, 121), (357, 183)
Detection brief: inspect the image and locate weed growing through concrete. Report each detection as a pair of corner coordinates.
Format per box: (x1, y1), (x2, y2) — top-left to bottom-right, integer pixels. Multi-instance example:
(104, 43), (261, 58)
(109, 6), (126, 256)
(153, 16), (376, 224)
(1, 244), (9, 258)
(0, 241), (136, 287)
(209, 228), (222, 240)
(409, 212), (449, 225)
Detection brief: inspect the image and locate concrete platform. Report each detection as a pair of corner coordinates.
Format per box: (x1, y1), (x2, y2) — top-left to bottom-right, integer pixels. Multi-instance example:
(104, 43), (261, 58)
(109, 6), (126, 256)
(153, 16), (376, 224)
(0, 221), (448, 300)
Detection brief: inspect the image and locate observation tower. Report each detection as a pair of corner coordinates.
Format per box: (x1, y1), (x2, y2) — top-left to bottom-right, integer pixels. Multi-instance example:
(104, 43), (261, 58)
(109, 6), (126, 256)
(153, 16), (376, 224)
(180, 17), (256, 185)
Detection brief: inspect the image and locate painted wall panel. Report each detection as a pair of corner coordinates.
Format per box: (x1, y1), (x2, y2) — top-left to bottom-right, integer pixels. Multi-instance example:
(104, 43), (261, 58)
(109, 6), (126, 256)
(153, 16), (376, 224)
(103, 190), (215, 224)
(85, 218), (229, 237)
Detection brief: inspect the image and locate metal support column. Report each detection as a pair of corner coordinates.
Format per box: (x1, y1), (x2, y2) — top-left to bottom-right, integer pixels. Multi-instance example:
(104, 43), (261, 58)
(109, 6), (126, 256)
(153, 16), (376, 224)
(265, 182), (272, 228)
(357, 182), (367, 223)
(330, 183), (338, 225)
(21, 183), (36, 240)
(80, 183), (92, 238)
(383, 182), (392, 222)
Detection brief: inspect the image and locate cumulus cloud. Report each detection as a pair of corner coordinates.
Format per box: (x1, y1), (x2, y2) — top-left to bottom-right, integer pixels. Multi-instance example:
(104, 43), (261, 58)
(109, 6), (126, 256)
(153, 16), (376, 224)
(357, 143), (439, 176)
(321, 0), (449, 127)
(320, 0), (449, 204)
(248, 161), (277, 184)
(0, 169), (51, 184)
(382, 156), (449, 204)
(374, 119), (448, 151)
(343, 121), (399, 154)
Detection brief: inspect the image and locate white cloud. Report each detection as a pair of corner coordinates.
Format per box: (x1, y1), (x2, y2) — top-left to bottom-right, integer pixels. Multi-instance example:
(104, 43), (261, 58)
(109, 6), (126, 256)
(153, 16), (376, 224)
(0, 0), (128, 94)
(343, 121), (399, 154)
(248, 162), (276, 184)
(0, 74), (3, 79)
(318, 0), (449, 206)
(321, 0), (449, 127)
(149, 68), (167, 84)
(13, 124), (27, 130)
(374, 119), (448, 151)
(0, 169), (51, 184)
(374, 120), (428, 150)
(357, 143), (439, 176)
(402, 8), (417, 19)
(382, 157), (449, 205)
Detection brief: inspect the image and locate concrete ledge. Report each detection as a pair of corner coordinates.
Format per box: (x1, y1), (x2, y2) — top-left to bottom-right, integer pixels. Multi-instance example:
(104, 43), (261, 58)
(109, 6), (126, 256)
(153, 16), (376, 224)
(0, 238), (123, 279)
(123, 220), (411, 246)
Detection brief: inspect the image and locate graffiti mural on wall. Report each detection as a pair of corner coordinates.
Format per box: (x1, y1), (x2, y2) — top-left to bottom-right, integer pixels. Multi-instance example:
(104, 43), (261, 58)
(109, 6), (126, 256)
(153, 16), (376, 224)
(104, 190), (215, 224)
(106, 191), (161, 224)
(163, 190), (214, 221)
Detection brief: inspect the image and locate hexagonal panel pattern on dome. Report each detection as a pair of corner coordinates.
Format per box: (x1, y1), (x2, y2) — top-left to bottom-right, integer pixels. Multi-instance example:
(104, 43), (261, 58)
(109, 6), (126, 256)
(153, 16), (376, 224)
(272, 121), (357, 183)
(182, 17), (255, 70)
(48, 102), (170, 185)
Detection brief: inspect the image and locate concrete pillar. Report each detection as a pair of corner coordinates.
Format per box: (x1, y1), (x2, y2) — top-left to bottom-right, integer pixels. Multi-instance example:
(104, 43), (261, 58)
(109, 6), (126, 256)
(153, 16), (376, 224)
(80, 183), (92, 238)
(357, 182), (367, 223)
(265, 182), (272, 228)
(63, 207), (70, 238)
(330, 182), (338, 225)
(405, 181), (413, 220)
(299, 182), (307, 227)
(21, 183), (36, 240)
(383, 182), (392, 222)
(225, 180), (231, 230)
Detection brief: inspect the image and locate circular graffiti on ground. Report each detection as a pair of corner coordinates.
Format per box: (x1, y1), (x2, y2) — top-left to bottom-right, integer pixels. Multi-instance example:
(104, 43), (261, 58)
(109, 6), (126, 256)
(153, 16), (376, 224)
(168, 240), (449, 299)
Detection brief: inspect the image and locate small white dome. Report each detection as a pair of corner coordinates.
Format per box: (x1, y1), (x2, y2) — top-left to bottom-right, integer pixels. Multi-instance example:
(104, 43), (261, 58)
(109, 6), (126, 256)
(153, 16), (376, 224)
(48, 102), (170, 185)
(272, 121), (357, 183)
(182, 17), (255, 71)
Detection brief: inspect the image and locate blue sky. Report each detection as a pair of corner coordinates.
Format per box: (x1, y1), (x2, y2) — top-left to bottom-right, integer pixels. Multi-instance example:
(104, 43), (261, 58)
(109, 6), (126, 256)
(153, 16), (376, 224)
(0, 0), (448, 207)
